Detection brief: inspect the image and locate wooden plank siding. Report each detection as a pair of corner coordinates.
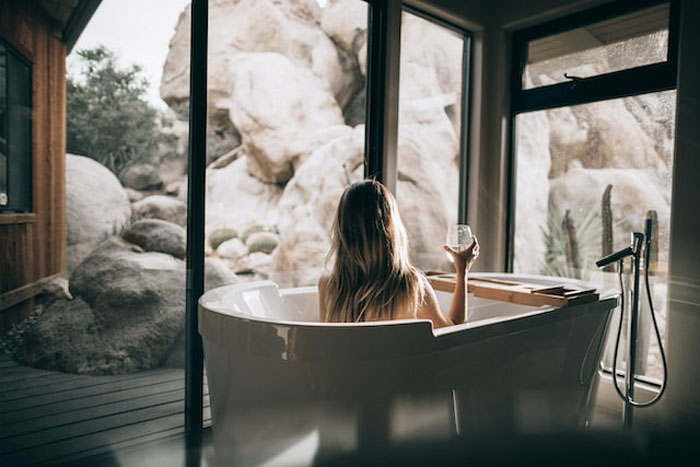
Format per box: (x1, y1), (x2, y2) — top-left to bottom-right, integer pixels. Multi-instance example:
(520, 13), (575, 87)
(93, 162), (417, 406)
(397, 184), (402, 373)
(0, 0), (67, 333)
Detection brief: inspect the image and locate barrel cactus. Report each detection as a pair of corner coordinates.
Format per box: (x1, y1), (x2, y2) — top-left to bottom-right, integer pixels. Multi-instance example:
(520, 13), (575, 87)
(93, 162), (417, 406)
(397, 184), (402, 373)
(208, 227), (238, 250)
(246, 231), (279, 255)
(240, 224), (268, 244)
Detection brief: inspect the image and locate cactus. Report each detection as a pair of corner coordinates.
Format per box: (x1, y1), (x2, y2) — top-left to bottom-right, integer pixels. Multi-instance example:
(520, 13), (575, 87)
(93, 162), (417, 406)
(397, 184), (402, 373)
(240, 224), (272, 244)
(562, 209), (581, 278)
(646, 210), (659, 275)
(246, 231), (279, 255)
(208, 227), (238, 250)
(601, 184), (614, 272)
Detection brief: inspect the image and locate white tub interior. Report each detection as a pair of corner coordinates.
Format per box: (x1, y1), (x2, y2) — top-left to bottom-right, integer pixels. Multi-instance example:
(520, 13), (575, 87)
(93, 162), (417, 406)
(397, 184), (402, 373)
(199, 273), (585, 327)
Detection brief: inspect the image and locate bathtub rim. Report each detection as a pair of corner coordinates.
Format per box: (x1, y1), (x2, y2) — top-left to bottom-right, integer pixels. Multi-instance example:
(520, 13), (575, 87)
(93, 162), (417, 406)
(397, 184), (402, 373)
(198, 273), (619, 339)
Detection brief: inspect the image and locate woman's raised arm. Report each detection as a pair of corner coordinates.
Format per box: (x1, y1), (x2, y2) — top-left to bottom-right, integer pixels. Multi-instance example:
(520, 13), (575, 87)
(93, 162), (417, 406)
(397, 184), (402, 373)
(419, 235), (479, 328)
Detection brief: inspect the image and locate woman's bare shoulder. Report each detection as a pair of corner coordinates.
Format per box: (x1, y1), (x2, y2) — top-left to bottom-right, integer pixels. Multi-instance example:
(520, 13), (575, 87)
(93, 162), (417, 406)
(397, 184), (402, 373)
(417, 281), (452, 328)
(318, 272), (330, 289)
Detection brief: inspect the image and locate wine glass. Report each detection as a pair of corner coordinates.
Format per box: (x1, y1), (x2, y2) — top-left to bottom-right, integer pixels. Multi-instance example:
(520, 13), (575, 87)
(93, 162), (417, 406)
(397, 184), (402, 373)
(445, 224), (473, 263)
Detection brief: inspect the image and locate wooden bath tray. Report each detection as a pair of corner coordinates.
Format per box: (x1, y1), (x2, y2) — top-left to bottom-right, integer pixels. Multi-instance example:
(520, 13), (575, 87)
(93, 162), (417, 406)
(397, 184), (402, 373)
(425, 272), (599, 308)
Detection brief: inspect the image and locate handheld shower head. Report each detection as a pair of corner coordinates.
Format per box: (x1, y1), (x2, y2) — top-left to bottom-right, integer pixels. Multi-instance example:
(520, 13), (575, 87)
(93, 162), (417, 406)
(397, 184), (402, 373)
(596, 246), (633, 268)
(596, 232), (644, 268)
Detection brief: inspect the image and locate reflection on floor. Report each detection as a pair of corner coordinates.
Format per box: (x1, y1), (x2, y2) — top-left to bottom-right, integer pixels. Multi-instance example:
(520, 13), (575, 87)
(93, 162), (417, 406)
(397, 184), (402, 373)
(1, 350), (672, 466)
(70, 428), (322, 467)
(0, 353), (210, 466)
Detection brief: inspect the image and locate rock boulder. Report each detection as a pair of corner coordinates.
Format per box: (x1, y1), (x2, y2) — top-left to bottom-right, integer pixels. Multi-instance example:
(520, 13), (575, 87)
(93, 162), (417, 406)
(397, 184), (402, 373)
(549, 167), (671, 259)
(228, 52), (345, 184)
(66, 154), (131, 273)
(132, 195), (187, 226)
(205, 155), (283, 231)
(160, 0), (357, 159)
(16, 238), (239, 374)
(119, 163), (163, 191)
(395, 119), (459, 271)
(513, 110), (551, 274)
(273, 126), (365, 286)
(122, 219), (187, 259)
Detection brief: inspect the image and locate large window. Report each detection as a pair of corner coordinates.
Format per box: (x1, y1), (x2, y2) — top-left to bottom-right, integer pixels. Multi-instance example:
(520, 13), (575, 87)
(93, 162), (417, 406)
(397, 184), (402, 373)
(0, 40), (32, 212)
(396, 8), (470, 272)
(202, 0), (369, 287)
(510, 1), (678, 381)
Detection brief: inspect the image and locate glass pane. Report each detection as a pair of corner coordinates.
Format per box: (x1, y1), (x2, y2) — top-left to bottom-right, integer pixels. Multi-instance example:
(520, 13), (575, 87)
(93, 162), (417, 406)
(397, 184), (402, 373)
(513, 90), (676, 381)
(200, 0), (368, 288)
(3, 1), (192, 458)
(0, 44), (6, 207)
(6, 52), (32, 212)
(396, 10), (465, 271)
(524, 3), (669, 89)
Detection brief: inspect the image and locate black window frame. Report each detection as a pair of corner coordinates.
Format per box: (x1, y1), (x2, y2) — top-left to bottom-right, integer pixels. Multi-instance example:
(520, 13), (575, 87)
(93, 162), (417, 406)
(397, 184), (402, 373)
(364, 0), (388, 182)
(0, 37), (33, 214)
(505, 0), (680, 271)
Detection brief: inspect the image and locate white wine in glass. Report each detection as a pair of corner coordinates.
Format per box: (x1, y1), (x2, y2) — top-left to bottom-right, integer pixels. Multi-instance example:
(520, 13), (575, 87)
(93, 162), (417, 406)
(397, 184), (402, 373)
(445, 224), (473, 262)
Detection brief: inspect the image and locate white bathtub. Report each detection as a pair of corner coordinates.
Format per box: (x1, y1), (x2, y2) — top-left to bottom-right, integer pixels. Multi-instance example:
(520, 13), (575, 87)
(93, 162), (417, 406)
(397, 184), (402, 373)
(199, 273), (617, 464)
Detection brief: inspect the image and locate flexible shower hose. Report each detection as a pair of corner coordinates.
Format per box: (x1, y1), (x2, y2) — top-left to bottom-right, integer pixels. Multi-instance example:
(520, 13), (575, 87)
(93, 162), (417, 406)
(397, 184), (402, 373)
(609, 232), (668, 407)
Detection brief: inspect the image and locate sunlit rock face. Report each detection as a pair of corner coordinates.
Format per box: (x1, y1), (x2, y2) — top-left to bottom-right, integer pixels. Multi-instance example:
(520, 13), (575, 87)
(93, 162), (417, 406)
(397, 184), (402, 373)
(66, 154), (131, 273)
(158, 1), (674, 285)
(227, 53), (345, 184)
(396, 119), (459, 271)
(321, 0), (367, 61)
(204, 155), (283, 231)
(513, 110), (551, 274)
(392, 11), (466, 271)
(157, 1), (472, 284)
(549, 167), (671, 257)
(272, 125), (364, 286)
(399, 12), (464, 133)
(160, 0), (358, 147)
(320, 0), (367, 118)
(546, 98), (668, 178)
(512, 32), (674, 276)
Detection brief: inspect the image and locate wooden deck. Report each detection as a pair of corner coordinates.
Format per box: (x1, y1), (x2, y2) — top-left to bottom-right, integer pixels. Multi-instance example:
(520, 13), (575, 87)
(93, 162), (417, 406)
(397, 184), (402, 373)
(0, 354), (211, 466)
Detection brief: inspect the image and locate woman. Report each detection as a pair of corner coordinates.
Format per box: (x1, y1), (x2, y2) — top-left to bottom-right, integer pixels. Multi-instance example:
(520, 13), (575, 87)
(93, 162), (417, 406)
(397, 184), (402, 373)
(318, 180), (479, 328)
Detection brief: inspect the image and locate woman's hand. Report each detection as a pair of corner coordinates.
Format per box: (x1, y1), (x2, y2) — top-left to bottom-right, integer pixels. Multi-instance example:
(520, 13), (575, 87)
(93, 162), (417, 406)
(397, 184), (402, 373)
(443, 235), (479, 274)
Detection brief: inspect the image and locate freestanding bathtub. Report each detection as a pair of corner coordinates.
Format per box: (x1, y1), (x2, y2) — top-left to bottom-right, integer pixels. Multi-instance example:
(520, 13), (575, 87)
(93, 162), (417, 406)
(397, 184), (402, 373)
(199, 273), (617, 465)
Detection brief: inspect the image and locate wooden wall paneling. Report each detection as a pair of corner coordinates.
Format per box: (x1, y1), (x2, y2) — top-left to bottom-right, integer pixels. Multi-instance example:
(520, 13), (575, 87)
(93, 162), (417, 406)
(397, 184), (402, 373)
(0, 224), (31, 294)
(48, 34), (66, 276)
(0, 0), (67, 330)
(32, 7), (49, 281)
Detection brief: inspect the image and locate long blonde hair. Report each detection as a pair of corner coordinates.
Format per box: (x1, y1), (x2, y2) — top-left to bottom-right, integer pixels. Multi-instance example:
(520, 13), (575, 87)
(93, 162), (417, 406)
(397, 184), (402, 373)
(324, 180), (425, 322)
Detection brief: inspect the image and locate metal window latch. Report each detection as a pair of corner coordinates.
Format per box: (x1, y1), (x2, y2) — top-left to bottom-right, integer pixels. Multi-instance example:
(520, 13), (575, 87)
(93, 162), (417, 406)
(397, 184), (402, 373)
(0, 192), (7, 206)
(564, 72), (585, 90)
(564, 72), (584, 80)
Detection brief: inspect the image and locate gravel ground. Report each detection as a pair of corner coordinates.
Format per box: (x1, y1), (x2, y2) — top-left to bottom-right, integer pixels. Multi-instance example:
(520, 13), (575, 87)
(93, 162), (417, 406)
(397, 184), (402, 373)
(0, 304), (44, 356)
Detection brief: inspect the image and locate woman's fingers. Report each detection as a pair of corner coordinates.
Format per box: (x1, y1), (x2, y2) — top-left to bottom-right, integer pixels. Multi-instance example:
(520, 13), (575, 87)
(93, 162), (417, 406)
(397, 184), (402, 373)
(444, 235), (479, 262)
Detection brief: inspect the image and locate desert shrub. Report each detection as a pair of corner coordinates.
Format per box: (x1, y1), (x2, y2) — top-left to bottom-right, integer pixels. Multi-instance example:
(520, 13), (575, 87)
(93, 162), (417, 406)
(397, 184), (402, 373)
(67, 46), (161, 174)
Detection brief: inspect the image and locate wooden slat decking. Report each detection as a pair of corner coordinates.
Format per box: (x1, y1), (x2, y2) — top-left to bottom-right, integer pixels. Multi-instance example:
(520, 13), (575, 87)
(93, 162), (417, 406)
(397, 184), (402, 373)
(0, 354), (211, 466)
